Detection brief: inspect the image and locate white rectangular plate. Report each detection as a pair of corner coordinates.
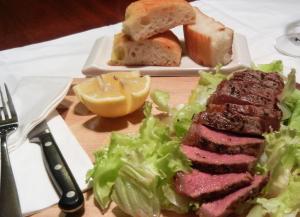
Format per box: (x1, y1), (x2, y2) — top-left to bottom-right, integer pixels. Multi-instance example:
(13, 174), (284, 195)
(82, 33), (251, 76)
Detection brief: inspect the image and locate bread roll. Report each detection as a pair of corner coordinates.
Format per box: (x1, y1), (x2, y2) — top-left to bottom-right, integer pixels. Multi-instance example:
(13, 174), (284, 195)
(123, 0), (195, 41)
(184, 8), (233, 67)
(109, 30), (182, 66)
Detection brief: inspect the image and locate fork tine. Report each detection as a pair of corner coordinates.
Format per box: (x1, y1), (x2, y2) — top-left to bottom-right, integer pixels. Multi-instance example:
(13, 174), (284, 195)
(0, 85), (9, 120)
(4, 83), (18, 122)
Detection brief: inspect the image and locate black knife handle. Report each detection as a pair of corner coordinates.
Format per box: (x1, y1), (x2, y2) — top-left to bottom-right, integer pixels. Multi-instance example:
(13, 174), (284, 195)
(39, 131), (84, 213)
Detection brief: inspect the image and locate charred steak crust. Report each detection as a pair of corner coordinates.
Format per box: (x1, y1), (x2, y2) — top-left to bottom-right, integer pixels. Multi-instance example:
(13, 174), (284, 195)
(199, 70), (284, 135)
(181, 145), (257, 174)
(177, 70), (277, 217)
(197, 175), (268, 217)
(231, 70), (284, 93)
(210, 80), (278, 107)
(207, 104), (282, 123)
(184, 124), (264, 156)
(198, 111), (279, 136)
(174, 170), (253, 202)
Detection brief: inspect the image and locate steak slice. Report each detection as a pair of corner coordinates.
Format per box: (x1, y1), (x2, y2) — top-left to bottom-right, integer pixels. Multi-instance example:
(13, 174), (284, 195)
(205, 104), (281, 133)
(174, 170), (253, 201)
(183, 123), (264, 156)
(231, 70), (284, 94)
(208, 92), (275, 108)
(208, 80), (277, 107)
(220, 80), (277, 102)
(207, 103), (282, 122)
(197, 175), (268, 217)
(197, 111), (274, 135)
(181, 145), (257, 174)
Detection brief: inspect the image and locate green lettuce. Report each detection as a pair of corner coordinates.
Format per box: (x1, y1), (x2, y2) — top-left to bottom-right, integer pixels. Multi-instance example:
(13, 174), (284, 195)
(150, 90), (170, 113)
(86, 103), (191, 216)
(88, 70), (227, 216)
(150, 71), (226, 138)
(248, 126), (300, 217)
(289, 100), (300, 131)
(252, 60), (283, 73)
(263, 127), (300, 196)
(247, 170), (300, 217)
(188, 71), (226, 105)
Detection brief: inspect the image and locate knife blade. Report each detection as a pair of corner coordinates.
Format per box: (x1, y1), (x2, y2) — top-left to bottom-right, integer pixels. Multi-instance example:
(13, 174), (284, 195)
(28, 121), (84, 213)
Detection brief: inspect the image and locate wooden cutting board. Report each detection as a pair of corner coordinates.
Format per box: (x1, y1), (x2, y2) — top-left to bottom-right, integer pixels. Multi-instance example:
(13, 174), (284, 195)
(30, 77), (199, 217)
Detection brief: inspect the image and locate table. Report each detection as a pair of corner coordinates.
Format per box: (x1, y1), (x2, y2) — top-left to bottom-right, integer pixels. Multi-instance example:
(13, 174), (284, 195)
(30, 77), (199, 217)
(0, 0), (194, 50)
(2, 0), (299, 215)
(0, 0), (135, 50)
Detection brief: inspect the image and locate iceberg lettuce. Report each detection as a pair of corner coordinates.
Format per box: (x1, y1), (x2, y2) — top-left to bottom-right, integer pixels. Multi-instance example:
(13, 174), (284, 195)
(252, 60), (283, 73)
(86, 102), (191, 216)
(150, 71), (226, 138)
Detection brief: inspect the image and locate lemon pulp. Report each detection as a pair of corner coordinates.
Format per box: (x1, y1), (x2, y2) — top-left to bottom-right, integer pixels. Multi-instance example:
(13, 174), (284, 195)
(73, 71), (150, 118)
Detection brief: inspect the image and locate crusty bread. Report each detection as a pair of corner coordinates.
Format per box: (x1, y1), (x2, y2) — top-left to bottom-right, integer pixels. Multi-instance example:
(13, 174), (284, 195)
(123, 0), (195, 41)
(184, 8), (234, 67)
(109, 30), (182, 66)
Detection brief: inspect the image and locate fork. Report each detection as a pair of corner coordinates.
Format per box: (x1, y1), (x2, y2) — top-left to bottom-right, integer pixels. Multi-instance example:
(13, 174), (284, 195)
(0, 84), (22, 217)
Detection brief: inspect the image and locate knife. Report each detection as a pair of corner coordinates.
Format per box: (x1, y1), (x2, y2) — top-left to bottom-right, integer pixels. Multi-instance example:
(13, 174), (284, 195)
(29, 121), (84, 213)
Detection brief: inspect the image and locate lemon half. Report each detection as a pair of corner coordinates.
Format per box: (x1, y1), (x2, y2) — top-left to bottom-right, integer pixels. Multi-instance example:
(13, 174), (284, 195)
(73, 71), (150, 118)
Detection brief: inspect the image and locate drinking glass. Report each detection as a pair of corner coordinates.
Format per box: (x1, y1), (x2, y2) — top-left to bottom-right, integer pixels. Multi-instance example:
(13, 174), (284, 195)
(275, 20), (300, 57)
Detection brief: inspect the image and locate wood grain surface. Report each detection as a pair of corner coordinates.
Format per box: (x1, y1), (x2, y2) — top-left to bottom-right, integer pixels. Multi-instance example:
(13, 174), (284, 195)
(30, 77), (199, 217)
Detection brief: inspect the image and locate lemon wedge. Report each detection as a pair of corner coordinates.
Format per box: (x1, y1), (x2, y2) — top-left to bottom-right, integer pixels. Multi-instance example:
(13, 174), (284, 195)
(73, 71), (151, 118)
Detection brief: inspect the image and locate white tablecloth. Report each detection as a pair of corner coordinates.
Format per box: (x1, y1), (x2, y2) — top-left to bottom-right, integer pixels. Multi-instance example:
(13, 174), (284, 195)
(0, 0), (299, 79)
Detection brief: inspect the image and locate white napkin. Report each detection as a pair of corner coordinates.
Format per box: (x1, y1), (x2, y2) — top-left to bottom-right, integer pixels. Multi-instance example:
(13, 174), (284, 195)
(0, 75), (93, 215)
(3, 74), (72, 153)
(11, 111), (92, 216)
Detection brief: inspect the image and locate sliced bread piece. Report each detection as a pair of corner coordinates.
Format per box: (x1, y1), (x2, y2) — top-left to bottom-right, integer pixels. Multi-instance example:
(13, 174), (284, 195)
(123, 0), (195, 41)
(184, 8), (233, 67)
(109, 30), (182, 66)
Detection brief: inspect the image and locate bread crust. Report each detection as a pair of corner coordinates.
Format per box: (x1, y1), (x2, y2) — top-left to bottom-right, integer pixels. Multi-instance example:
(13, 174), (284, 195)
(109, 30), (182, 66)
(123, 0), (195, 41)
(184, 8), (233, 67)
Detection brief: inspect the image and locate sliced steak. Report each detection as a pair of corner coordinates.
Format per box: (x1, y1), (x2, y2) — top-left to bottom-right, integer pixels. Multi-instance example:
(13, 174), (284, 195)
(197, 175), (268, 217)
(181, 145), (257, 174)
(207, 103), (282, 123)
(184, 123), (264, 156)
(231, 70), (284, 94)
(208, 81), (277, 107)
(174, 170), (253, 202)
(197, 111), (276, 135)
(207, 103), (281, 133)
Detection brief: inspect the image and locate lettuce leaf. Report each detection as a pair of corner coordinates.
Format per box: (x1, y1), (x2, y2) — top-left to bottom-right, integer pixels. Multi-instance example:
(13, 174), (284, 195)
(173, 71), (226, 137)
(252, 60), (283, 73)
(150, 90), (170, 113)
(189, 71), (226, 105)
(289, 100), (300, 131)
(150, 71), (226, 138)
(87, 103), (191, 216)
(281, 69), (300, 129)
(263, 127), (300, 196)
(250, 171), (300, 217)
(249, 127), (300, 216)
